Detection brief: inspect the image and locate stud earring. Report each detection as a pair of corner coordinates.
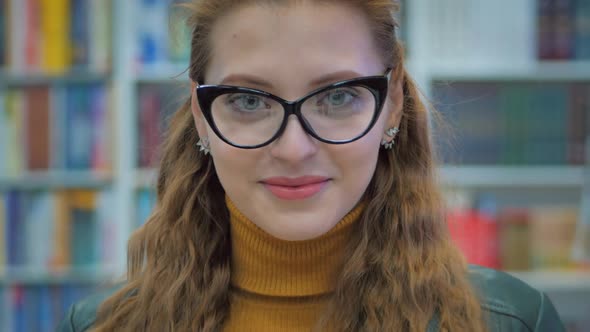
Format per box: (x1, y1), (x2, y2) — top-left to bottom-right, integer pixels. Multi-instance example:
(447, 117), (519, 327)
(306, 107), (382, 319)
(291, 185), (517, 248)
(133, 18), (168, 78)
(197, 137), (210, 155)
(381, 127), (399, 150)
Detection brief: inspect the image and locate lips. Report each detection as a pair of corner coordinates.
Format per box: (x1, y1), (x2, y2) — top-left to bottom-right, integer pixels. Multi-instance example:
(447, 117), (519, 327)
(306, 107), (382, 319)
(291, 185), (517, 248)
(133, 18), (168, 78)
(261, 176), (330, 200)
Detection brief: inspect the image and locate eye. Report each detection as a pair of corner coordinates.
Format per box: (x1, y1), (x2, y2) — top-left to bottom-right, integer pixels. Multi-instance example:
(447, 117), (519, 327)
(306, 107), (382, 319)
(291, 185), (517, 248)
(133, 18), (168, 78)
(317, 89), (357, 108)
(227, 94), (269, 112)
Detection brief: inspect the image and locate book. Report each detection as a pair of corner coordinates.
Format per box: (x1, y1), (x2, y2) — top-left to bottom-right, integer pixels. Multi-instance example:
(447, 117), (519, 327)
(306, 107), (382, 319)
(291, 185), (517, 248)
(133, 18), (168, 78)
(568, 84), (589, 165)
(39, 0), (71, 74)
(4, 90), (25, 176)
(25, 86), (51, 170)
(168, 0), (191, 64)
(50, 190), (71, 268)
(70, 190), (98, 267)
(0, 194), (6, 270)
(88, 0), (112, 72)
(0, 0), (5, 66)
(0, 91), (6, 175)
(553, 0), (575, 59)
(6, 191), (24, 266)
(70, 0), (89, 68)
(3, 284), (97, 332)
(90, 84), (111, 171)
(136, 0), (169, 68)
(574, 0), (590, 59)
(530, 205), (578, 268)
(138, 85), (163, 168)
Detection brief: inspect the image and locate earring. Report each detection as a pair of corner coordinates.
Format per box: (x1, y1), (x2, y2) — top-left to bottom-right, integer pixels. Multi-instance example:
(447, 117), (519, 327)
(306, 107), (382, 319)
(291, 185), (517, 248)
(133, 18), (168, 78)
(381, 127), (399, 150)
(197, 137), (210, 155)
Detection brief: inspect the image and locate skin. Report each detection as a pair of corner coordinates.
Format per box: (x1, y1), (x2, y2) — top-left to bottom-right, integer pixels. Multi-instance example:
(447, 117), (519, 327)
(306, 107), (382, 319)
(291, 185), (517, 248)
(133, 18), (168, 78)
(191, 2), (403, 241)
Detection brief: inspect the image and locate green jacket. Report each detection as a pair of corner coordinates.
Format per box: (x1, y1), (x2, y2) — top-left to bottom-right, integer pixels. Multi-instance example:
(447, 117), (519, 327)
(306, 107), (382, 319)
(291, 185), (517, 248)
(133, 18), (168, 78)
(56, 265), (566, 331)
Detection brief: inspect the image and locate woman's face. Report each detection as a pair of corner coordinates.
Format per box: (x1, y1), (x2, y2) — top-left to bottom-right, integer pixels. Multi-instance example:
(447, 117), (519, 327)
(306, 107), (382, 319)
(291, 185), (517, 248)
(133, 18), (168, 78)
(192, 2), (402, 241)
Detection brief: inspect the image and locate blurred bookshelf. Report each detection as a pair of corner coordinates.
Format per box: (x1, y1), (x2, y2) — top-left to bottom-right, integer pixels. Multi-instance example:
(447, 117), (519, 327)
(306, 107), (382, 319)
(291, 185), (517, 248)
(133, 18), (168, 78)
(1, 0), (590, 331)
(0, 0), (117, 331)
(406, 0), (590, 330)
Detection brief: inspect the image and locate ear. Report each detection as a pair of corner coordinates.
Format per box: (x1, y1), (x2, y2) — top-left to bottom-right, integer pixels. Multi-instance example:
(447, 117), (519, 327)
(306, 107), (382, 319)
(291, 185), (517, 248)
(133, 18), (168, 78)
(382, 77), (404, 137)
(191, 81), (209, 139)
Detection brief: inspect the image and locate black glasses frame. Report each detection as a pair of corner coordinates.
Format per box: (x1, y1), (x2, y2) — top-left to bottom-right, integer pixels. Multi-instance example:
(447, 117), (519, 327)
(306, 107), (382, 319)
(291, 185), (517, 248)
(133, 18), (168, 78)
(196, 68), (392, 149)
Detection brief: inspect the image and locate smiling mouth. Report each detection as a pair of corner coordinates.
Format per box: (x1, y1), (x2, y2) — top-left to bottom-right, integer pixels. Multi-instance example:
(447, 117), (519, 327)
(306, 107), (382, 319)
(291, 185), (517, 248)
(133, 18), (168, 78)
(261, 177), (330, 200)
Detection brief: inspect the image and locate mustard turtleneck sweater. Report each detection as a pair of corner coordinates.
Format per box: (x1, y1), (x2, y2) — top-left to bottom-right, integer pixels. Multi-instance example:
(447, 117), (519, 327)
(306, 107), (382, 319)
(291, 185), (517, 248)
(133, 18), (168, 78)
(223, 198), (364, 332)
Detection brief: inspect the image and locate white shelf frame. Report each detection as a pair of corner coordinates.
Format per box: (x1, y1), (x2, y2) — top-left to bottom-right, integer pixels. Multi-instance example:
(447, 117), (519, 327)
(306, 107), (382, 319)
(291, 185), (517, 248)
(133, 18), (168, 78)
(439, 166), (585, 188)
(0, 266), (122, 285)
(0, 171), (112, 190)
(429, 61), (590, 83)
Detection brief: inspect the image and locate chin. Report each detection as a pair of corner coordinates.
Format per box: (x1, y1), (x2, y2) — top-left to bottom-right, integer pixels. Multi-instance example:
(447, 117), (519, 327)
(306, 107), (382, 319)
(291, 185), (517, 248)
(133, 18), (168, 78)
(267, 218), (336, 242)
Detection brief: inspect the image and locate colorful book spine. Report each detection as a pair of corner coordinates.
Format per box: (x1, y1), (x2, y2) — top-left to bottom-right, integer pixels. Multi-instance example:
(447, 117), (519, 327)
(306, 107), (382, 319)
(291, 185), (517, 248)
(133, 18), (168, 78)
(4, 90), (25, 176)
(553, 0), (575, 59)
(0, 0), (5, 66)
(6, 191), (24, 266)
(68, 190), (98, 267)
(0, 193), (6, 270)
(8, 0), (26, 71)
(575, 0), (590, 59)
(25, 86), (51, 170)
(138, 86), (162, 167)
(88, 0), (112, 72)
(39, 0), (71, 74)
(137, 0), (169, 67)
(3, 284), (96, 332)
(70, 0), (89, 68)
(0, 91), (6, 175)
(90, 84), (110, 171)
(168, 0), (191, 64)
(24, 0), (42, 71)
(433, 82), (581, 166)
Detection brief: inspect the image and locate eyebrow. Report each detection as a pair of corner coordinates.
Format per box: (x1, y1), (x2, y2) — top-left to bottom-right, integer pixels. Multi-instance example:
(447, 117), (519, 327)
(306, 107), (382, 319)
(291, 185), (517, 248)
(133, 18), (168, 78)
(218, 70), (366, 90)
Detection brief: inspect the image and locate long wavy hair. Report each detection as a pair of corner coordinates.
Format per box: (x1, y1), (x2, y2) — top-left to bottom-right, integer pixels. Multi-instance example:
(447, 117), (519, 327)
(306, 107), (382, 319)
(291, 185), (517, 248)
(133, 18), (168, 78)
(93, 0), (487, 331)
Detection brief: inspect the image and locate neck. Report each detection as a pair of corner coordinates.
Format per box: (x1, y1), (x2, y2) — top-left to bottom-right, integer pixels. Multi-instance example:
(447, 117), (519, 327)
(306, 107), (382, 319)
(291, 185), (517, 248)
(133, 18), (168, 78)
(226, 197), (365, 297)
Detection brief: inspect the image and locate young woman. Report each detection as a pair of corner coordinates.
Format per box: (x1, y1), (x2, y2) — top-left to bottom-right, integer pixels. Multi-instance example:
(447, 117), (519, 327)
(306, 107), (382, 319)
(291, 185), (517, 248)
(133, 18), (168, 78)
(58, 0), (565, 331)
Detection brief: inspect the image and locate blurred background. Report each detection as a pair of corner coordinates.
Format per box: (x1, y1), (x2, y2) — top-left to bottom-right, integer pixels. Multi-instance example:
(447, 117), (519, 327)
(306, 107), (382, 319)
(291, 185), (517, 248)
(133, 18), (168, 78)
(0, 0), (589, 331)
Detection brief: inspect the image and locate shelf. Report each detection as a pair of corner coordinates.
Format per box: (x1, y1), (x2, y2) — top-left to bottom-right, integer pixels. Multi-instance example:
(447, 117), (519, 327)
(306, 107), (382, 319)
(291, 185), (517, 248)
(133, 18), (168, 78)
(0, 266), (122, 285)
(439, 166), (585, 188)
(0, 170), (113, 190)
(507, 270), (590, 293)
(429, 61), (590, 82)
(0, 71), (110, 86)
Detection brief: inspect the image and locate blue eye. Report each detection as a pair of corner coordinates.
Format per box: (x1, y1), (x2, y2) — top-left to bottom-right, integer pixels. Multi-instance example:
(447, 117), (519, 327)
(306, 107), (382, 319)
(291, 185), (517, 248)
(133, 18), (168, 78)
(227, 94), (268, 112)
(317, 89), (357, 108)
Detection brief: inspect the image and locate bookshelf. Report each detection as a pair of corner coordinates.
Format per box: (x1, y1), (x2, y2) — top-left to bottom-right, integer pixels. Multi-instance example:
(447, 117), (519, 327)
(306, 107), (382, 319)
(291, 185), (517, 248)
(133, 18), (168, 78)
(439, 166), (585, 188)
(407, 0), (590, 329)
(0, 0), (589, 331)
(0, 0), (118, 331)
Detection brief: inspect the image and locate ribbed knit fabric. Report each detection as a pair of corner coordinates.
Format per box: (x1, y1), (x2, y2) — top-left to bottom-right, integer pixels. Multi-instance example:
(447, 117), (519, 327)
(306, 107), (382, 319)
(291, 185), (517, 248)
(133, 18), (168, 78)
(223, 197), (365, 332)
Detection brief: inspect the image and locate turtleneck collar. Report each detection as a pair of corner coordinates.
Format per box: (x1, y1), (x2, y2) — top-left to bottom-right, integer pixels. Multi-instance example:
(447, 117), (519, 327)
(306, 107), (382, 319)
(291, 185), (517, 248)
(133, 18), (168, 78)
(226, 196), (364, 298)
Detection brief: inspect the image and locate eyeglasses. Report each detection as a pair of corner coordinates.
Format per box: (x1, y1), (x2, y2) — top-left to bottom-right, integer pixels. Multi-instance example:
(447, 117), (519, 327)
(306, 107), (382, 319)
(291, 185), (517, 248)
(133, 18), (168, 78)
(196, 68), (392, 149)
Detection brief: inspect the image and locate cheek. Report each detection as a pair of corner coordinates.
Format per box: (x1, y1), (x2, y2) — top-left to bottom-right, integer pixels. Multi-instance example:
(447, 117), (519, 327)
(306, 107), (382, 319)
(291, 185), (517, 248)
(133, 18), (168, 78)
(208, 139), (261, 190)
(333, 131), (382, 185)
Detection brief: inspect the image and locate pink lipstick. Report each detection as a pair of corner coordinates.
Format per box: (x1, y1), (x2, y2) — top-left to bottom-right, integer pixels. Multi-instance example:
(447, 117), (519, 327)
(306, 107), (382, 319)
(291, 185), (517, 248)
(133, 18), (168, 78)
(261, 176), (330, 200)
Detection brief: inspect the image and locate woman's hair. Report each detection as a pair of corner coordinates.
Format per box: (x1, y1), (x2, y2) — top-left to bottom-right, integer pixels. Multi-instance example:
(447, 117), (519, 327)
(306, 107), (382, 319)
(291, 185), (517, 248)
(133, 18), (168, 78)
(93, 1), (486, 331)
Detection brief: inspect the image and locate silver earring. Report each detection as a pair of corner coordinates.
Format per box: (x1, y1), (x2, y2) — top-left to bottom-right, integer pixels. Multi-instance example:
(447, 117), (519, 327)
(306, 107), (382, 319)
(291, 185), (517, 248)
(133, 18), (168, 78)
(197, 138), (210, 155)
(381, 127), (399, 150)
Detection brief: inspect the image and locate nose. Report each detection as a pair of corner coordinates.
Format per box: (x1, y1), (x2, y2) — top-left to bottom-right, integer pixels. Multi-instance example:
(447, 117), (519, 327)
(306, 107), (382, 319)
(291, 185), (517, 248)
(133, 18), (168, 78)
(269, 115), (318, 163)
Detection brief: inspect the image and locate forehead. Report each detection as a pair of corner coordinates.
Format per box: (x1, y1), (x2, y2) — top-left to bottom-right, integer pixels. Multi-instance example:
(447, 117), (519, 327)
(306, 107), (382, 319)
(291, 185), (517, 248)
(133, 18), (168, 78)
(205, 3), (383, 88)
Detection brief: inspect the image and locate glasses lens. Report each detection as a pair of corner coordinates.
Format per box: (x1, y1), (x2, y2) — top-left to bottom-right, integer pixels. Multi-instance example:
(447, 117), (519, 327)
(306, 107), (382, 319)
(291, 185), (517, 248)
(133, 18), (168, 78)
(301, 85), (376, 141)
(211, 92), (284, 146)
